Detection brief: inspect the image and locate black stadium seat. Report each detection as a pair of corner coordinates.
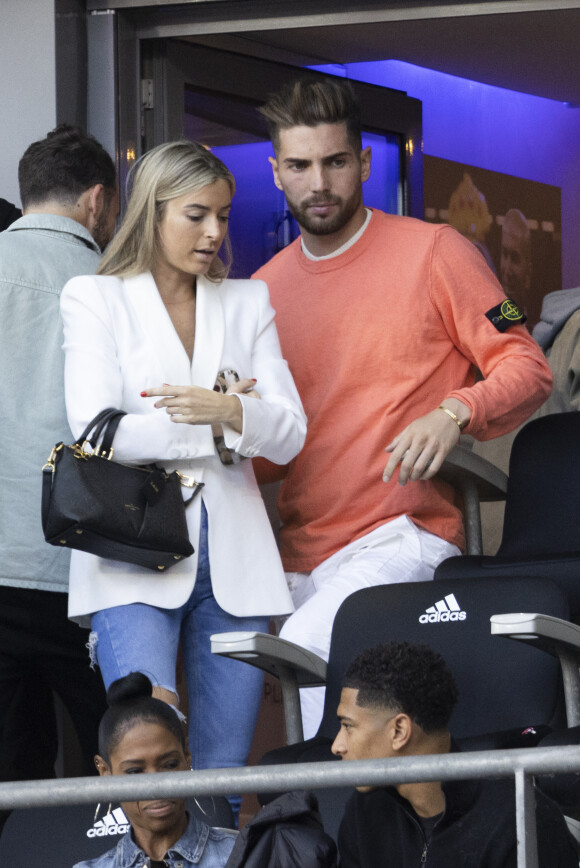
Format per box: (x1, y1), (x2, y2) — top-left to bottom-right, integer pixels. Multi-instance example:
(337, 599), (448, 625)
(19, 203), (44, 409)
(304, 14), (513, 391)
(212, 576), (578, 839)
(435, 413), (580, 621)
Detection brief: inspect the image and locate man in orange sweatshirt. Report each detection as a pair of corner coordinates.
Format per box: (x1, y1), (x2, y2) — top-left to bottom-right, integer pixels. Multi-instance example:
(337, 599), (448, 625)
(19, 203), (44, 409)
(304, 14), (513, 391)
(253, 78), (552, 738)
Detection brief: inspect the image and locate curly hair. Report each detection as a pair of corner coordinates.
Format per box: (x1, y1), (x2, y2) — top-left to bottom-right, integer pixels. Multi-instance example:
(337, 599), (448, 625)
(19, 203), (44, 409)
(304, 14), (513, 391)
(343, 642), (458, 733)
(259, 78), (362, 154)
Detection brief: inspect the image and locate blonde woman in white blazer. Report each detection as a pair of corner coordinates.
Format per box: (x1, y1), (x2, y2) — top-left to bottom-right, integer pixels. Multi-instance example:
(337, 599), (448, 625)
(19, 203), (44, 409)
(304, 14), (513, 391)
(60, 141), (306, 819)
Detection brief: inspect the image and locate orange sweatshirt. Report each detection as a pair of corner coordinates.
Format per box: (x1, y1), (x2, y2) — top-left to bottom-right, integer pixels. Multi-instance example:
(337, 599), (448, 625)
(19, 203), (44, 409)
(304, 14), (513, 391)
(254, 211), (552, 571)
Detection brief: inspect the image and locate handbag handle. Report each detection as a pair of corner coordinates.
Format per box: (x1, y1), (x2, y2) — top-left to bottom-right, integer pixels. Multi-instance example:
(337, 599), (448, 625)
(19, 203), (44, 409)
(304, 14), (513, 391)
(75, 408), (126, 458)
(97, 411), (126, 458)
(76, 408), (118, 446)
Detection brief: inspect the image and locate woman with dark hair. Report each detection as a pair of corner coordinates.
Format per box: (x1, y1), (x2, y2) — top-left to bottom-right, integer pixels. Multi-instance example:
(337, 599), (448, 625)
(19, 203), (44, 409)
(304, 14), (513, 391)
(73, 672), (236, 868)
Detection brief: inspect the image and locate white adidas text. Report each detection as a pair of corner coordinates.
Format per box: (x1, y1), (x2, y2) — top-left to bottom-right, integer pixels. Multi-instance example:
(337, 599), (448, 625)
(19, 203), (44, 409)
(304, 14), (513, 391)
(419, 593), (467, 624)
(87, 823), (130, 838)
(419, 610), (466, 624)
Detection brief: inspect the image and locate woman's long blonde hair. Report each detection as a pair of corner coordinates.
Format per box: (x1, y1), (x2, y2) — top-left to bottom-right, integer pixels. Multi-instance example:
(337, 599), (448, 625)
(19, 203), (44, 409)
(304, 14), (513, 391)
(98, 140), (235, 282)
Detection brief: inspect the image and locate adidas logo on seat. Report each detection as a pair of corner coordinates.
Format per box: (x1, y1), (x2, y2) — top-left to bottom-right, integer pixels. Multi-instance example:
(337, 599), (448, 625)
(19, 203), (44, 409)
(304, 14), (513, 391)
(419, 593), (466, 624)
(87, 806), (130, 838)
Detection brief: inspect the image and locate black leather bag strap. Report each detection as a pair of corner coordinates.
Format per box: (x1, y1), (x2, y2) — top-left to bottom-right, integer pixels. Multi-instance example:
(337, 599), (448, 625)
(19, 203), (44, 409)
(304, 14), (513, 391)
(76, 408), (120, 449)
(98, 411), (127, 457)
(41, 462), (54, 534)
(73, 408), (127, 456)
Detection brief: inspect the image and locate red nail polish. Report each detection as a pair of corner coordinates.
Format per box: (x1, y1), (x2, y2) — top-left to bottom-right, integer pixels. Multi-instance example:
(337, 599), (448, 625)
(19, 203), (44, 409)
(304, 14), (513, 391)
(251, 378), (257, 383)
(140, 391), (147, 397)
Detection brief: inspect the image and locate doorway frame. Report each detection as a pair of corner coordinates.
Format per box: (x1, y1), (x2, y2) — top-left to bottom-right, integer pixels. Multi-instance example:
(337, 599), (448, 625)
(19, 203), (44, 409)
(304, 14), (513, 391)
(88, 10), (423, 216)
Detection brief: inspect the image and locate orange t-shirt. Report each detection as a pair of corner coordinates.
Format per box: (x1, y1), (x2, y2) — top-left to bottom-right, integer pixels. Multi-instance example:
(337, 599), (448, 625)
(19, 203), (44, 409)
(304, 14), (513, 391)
(254, 212), (552, 572)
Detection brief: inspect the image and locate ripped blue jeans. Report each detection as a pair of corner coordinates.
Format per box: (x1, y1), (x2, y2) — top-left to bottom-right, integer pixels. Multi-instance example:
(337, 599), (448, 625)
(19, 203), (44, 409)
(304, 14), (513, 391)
(90, 503), (268, 820)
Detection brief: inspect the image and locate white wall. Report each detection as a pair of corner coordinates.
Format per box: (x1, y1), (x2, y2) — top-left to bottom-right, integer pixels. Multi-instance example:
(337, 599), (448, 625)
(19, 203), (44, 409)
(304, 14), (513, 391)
(0, 0), (56, 206)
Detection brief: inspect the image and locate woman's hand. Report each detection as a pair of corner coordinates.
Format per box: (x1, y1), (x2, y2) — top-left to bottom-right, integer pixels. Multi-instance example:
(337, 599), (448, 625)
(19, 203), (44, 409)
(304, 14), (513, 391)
(141, 379), (258, 434)
(222, 378), (261, 401)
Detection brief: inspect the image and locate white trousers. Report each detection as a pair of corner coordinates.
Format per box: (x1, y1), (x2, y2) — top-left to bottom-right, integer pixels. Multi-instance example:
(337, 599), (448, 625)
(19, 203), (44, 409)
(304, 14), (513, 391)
(279, 515), (460, 738)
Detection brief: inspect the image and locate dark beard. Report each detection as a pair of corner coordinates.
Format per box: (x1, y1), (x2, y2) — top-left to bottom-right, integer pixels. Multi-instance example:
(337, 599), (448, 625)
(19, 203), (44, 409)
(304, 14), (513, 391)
(286, 189), (363, 237)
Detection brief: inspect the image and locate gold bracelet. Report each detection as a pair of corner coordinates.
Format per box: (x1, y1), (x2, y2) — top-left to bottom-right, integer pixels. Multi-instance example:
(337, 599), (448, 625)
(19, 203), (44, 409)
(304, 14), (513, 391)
(437, 405), (465, 431)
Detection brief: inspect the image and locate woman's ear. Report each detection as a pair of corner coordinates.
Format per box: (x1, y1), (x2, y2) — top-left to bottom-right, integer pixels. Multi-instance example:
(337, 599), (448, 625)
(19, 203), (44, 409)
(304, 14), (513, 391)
(95, 754), (111, 777)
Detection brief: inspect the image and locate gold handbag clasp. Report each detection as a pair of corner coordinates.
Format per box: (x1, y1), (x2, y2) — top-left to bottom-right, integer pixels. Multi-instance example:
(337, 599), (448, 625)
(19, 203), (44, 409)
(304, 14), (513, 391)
(95, 444), (114, 460)
(176, 472), (202, 490)
(42, 442), (64, 472)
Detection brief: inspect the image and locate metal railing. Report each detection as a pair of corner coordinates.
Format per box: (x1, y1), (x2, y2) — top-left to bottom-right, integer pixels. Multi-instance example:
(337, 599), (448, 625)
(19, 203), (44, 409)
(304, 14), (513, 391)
(1, 744), (579, 868)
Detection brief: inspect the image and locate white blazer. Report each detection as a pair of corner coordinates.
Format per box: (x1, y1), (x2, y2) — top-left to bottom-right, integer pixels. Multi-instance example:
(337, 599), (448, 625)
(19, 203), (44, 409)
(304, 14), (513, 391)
(60, 271), (306, 622)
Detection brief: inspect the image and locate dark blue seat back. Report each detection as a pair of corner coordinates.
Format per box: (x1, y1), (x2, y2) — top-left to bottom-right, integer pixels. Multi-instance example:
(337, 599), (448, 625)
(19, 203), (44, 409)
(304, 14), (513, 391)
(435, 413), (580, 619)
(317, 577), (568, 741)
(498, 413), (580, 558)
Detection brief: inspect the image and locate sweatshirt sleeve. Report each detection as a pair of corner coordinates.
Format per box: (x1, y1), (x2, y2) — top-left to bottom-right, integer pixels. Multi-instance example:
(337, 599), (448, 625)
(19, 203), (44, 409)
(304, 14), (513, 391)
(429, 226), (553, 440)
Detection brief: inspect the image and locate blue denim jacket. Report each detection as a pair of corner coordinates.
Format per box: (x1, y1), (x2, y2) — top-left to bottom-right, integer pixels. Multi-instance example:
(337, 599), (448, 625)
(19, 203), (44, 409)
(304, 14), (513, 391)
(73, 811), (237, 867)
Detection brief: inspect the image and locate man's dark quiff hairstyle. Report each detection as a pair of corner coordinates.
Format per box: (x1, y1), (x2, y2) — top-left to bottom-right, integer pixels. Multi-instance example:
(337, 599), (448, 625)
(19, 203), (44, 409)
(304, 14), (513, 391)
(98, 672), (186, 764)
(18, 123), (116, 210)
(259, 78), (362, 154)
(343, 641), (459, 733)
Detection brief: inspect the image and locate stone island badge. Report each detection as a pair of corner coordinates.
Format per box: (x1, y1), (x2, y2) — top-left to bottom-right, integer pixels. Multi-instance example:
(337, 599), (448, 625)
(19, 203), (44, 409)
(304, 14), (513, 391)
(485, 298), (526, 332)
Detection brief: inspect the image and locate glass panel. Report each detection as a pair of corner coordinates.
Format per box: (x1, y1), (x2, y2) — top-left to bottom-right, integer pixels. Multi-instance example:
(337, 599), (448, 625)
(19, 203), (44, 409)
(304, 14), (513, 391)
(214, 141), (291, 278)
(361, 130), (402, 216)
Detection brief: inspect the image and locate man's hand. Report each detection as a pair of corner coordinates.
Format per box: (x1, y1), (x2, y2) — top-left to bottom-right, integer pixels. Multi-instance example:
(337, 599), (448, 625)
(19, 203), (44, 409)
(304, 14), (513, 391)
(383, 400), (470, 486)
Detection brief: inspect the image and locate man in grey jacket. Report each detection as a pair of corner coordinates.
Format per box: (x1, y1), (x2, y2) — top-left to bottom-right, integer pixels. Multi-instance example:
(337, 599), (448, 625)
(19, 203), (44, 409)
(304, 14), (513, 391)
(0, 125), (118, 791)
(532, 287), (580, 415)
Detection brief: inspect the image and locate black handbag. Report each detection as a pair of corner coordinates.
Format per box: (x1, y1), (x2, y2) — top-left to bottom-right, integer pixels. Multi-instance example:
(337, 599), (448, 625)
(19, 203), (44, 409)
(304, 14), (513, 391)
(41, 408), (203, 571)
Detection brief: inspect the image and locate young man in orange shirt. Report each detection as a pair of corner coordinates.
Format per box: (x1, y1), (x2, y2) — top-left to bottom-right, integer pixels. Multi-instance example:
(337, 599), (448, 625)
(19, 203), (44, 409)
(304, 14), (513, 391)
(253, 78), (552, 737)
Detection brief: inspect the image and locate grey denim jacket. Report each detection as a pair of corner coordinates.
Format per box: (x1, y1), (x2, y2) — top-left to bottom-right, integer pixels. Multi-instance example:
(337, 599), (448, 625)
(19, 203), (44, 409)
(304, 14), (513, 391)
(0, 214), (102, 592)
